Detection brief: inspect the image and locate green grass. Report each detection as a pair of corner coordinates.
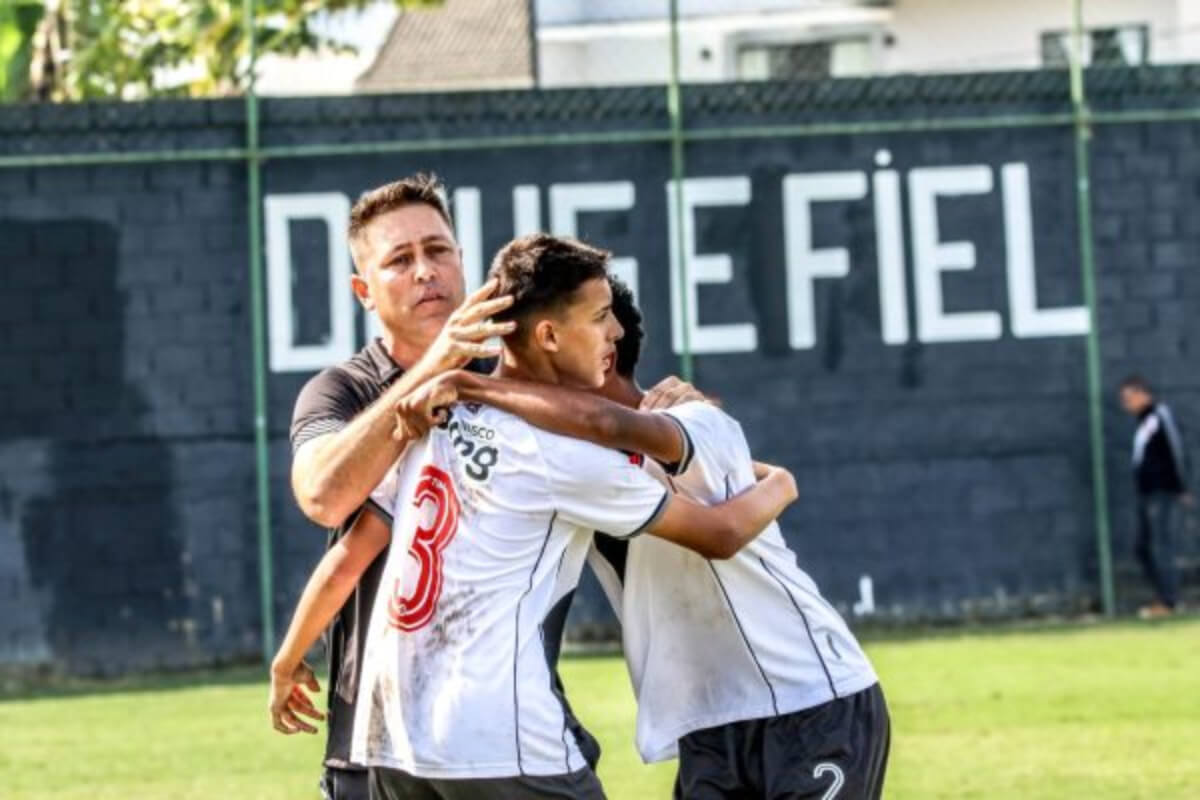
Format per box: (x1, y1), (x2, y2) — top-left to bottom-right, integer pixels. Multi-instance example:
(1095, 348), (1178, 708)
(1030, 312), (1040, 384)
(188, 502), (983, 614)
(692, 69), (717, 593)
(2, 618), (1198, 799)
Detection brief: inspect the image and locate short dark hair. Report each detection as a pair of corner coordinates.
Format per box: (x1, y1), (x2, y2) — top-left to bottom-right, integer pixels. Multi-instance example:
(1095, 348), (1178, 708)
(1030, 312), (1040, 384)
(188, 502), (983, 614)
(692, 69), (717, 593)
(1120, 374), (1153, 394)
(348, 172), (452, 243)
(608, 276), (643, 377)
(488, 234), (610, 332)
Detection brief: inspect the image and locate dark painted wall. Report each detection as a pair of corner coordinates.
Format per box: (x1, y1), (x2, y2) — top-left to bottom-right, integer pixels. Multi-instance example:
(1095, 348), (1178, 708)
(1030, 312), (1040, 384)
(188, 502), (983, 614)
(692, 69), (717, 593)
(2, 68), (1198, 673)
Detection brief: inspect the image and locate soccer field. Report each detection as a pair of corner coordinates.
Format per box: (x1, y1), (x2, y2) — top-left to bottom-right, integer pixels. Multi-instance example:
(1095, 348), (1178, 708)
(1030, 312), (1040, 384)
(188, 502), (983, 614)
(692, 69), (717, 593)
(2, 618), (1198, 799)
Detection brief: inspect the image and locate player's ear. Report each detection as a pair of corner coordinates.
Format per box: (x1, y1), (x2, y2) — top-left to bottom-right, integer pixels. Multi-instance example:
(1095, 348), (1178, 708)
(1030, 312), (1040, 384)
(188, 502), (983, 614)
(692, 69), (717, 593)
(533, 318), (559, 353)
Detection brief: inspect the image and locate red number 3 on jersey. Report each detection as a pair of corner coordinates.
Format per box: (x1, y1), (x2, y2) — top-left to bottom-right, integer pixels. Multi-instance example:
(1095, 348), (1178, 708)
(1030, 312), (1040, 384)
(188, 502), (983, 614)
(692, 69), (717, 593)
(388, 465), (460, 631)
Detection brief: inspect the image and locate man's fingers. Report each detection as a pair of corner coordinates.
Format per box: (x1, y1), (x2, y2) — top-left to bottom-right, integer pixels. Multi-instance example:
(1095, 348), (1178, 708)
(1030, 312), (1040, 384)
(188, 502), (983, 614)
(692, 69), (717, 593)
(453, 320), (516, 342)
(462, 277), (499, 305)
(452, 341), (502, 360)
(455, 294), (515, 324)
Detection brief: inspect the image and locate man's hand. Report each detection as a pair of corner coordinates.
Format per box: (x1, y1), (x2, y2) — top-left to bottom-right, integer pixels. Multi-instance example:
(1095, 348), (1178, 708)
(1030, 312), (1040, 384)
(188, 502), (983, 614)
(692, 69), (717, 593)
(1182, 492), (1195, 508)
(394, 372), (463, 441)
(269, 660), (325, 735)
(421, 279), (516, 372)
(640, 376), (707, 411)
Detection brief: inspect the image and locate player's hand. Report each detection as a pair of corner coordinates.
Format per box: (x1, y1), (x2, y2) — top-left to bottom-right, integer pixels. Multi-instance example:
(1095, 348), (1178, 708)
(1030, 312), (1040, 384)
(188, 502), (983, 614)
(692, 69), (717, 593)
(755, 461), (798, 504)
(1181, 492), (1195, 508)
(394, 372), (461, 440)
(640, 376), (706, 411)
(268, 660), (324, 735)
(421, 279), (516, 372)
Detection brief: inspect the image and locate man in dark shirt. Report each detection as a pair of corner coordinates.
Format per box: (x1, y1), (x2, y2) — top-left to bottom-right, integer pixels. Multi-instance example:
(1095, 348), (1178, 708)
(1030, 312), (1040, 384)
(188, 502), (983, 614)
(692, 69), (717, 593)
(288, 173), (516, 800)
(1118, 375), (1192, 619)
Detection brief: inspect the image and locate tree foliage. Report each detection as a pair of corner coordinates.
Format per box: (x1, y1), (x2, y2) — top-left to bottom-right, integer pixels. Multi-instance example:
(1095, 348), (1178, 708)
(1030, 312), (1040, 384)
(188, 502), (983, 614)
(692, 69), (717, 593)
(3, 0), (439, 102)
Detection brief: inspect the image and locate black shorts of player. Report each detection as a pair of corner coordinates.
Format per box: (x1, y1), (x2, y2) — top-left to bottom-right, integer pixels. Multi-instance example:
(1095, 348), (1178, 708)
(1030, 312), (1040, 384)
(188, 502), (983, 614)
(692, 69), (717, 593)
(368, 766), (606, 800)
(321, 766), (370, 800)
(675, 683), (890, 800)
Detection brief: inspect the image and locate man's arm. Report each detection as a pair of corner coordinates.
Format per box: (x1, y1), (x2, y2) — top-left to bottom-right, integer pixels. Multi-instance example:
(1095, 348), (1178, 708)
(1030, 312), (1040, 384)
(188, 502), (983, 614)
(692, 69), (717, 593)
(291, 283), (514, 528)
(403, 370), (687, 467)
(645, 464), (797, 560)
(268, 511), (391, 734)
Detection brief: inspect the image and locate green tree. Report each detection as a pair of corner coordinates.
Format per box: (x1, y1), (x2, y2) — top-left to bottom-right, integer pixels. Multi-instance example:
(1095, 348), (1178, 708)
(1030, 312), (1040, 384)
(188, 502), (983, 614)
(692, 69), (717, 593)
(0, 1), (44, 100)
(6, 0), (439, 102)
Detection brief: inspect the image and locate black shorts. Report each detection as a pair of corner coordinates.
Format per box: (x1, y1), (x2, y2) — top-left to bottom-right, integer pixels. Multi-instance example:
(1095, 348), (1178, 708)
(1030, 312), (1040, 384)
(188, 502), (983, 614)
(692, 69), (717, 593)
(321, 766), (370, 800)
(675, 683), (890, 800)
(368, 766), (606, 800)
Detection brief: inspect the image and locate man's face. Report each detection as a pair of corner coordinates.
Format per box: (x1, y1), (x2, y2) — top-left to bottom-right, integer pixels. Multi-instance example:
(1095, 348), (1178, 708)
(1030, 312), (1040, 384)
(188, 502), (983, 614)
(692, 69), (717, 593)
(545, 277), (624, 389)
(1120, 386), (1150, 416)
(351, 203), (466, 348)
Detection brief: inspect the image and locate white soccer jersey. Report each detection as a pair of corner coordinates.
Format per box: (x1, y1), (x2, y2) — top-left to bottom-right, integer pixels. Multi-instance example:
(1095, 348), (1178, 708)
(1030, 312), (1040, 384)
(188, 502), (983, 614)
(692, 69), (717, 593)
(590, 400), (878, 763)
(350, 402), (669, 779)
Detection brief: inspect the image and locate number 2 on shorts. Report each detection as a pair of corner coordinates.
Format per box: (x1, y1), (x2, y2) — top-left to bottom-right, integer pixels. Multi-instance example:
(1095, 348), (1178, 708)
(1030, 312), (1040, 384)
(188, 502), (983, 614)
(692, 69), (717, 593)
(387, 465), (460, 631)
(813, 763), (845, 800)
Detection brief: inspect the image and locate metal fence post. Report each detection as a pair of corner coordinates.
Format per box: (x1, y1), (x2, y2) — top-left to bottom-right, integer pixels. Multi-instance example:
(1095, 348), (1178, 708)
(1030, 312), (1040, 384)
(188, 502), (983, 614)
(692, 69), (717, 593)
(244, 0), (276, 662)
(1070, 0), (1116, 616)
(668, 0), (693, 381)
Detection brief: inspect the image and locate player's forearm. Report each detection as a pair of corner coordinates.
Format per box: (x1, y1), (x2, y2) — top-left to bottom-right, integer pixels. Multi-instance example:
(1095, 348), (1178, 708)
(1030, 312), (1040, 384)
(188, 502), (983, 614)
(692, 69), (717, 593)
(452, 372), (684, 464)
(292, 375), (431, 528)
(271, 541), (369, 677)
(709, 467), (798, 558)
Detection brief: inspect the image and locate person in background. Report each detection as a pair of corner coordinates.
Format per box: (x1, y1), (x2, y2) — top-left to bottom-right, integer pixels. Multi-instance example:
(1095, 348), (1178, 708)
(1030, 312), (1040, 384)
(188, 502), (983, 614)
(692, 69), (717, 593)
(1118, 375), (1192, 619)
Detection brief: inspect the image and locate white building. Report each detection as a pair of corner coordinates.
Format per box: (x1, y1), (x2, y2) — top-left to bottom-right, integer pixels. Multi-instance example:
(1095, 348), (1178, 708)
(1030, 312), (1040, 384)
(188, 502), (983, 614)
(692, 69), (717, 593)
(536, 0), (1199, 86)
(256, 0), (1200, 95)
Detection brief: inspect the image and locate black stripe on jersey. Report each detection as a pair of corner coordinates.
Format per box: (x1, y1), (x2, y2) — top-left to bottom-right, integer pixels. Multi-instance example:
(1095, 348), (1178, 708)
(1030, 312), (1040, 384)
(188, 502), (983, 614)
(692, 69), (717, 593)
(591, 533), (629, 585)
(657, 411), (696, 476)
(539, 586), (600, 774)
(760, 556), (839, 700)
(707, 561), (780, 716)
(627, 490), (671, 538)
(513, 511), (558, 776)
(709, 473), (779, 715)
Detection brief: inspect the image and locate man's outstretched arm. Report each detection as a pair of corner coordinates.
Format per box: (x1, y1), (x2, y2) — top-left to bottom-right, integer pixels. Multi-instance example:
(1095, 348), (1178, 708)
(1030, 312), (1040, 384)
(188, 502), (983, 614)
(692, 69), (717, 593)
(291, 283), (514, 528)
(268, 511), (390, 734)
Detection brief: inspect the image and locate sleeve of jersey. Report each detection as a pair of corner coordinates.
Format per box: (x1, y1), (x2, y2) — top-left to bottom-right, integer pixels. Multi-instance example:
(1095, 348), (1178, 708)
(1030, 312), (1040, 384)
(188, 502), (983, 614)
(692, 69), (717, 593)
(542, 434), (670, 539)
(289, 367), (361, 454)
(658, 401), (751, 480)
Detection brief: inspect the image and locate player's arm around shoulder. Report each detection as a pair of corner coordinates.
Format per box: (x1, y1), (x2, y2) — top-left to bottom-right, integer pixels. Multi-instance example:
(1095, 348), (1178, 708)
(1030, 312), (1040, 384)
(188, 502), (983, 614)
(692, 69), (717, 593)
(445, 370), (688, 466)
(647, 463), (798, 560)
(268, 508), (391, 735)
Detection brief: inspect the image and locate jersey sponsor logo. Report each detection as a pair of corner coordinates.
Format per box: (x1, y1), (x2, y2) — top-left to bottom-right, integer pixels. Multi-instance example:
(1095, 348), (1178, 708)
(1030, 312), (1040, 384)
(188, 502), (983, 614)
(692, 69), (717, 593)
(443, 414), (500, 482)
(388, 465), (460, 632)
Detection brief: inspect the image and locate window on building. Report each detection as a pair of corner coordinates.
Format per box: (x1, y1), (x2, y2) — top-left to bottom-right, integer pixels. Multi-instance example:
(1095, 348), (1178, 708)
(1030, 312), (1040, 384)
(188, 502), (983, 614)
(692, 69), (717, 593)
(1040, 24), (1149, 67)
(737, 36), (873, 81)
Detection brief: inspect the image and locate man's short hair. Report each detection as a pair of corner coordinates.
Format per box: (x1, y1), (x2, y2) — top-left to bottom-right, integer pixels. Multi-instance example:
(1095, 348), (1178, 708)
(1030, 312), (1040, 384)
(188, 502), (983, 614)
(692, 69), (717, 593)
(488, 234), (610, 332)
(348, 173), (452, 244)
(1120, 374), (1153, 394)
(608, 276), (643, 378)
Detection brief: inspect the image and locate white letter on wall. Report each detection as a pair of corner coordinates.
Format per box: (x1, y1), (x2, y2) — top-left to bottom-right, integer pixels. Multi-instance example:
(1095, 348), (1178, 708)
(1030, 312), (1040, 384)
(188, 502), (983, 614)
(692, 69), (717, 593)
(782, 172), (867, 349)
(908, 166), (1002, 343)
(550, 182), (638, 297)
(666, 177), (758, 354)
(265, 193), (354, 372)
(513, 185), (541, 237)
(1002, 163), (1089, 337)
(873, 169), (910, 345)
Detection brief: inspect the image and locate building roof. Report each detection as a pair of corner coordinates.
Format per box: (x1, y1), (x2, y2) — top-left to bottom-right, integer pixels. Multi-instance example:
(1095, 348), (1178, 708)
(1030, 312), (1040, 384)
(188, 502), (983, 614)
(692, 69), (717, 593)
(356, 0), (534, 92)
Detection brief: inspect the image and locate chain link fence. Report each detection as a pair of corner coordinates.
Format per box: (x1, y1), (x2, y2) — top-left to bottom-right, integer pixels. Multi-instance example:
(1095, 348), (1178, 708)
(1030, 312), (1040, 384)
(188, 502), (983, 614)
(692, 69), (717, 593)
(2, 0), (1199, 673)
